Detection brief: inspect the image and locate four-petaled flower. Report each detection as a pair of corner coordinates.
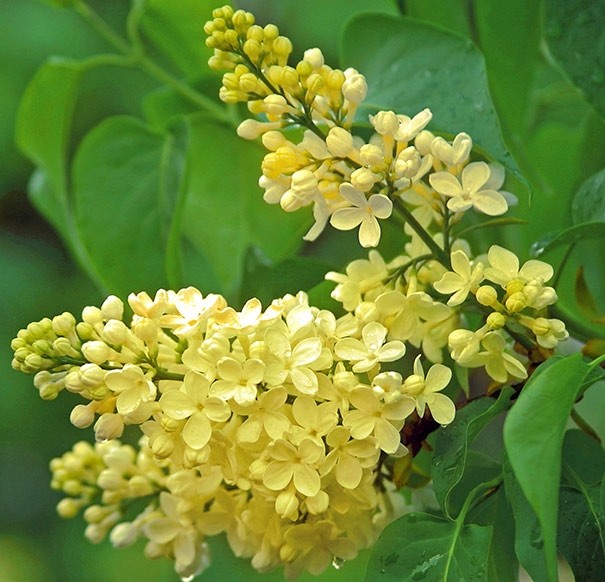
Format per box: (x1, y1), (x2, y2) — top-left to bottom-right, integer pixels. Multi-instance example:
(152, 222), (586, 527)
(433, 249), (485, 306)
(160, 372), (231, 450)
(402, 356), (455, 425)
(335, 321), (405, 372)
(330, 183), (393, 247)
(429, 161), (508, 215)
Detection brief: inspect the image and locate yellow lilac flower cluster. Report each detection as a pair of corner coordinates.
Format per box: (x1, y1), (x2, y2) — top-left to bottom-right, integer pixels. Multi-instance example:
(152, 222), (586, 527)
(205, 6), (514, 248)
(204, 5), (569, 388)
(9, 5), (574, 581)
(11, 287), (455, 579)
(325, 242), (568, 387)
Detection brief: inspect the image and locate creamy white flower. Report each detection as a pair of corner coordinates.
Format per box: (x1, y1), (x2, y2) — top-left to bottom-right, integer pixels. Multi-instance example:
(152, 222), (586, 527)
(330, 183), (393, 247)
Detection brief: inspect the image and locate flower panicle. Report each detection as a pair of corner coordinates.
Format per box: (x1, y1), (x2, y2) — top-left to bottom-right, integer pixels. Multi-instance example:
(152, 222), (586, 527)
(204, 6), (515, 249)
(12, 285), (458, 579)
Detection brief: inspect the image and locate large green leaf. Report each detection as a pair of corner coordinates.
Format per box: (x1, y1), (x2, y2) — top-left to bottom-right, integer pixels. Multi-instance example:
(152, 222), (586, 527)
(530, 222), (605, 258)
(140, 0), (218, 78)
(177, 114), (310, 300)
(240, 248), (333, 305)
(562, 429), (605, 486)
(363, 512), (492, 581)
(199, 533), (368, 581)
(474, 0), (540, 138)
(572, 168), (605, 225)
(15, 57), (82, 235)
(341, 14), (521, 178)
(543, 0), (605, 118)
(503, 353), (592, 581)
(432, 389), (513, 519)
(558, 431), (605, 581)
(238, 0), (398, 64)
(404, 0), (471, 37)
(502, 455), (549, 582)
(72, 115), (171, 296)
(467, 488), (518, 582)
(558, 484), (605, 582)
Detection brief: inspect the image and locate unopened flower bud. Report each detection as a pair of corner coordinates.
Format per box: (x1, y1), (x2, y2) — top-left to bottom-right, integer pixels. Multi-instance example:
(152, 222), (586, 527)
(110, 522), (139, 548)
(350, 167), (377, 192)
(360, 144), (385, 168)
(101, 296), (124, 321)
(103, 320), (129, 345)
(303, 48), (324, 69)
(151, 434), (175, 459)
(273, 36), (293, 59)
(370, 110), (399, 136)
(263, 94), (290, 116)
(475, 285), (498, 306)
(326, 127), (354, 157)
(70, 404), (95, 429)
(128, 475), (154, 497)
(94, 413), (124, 442)
(53, 337), (80, 357)
(52, 312), (77, 336)
(505, 292), (526, 313)
(342, 72), (367, 104)
(82, 341), (115, 365)
(97, 469), (124, 491)
(486, 312), (507, 330)
(414, 130), (435, 155)
(56, 498), (81, 519)
(82, 306), (103, 325)
(76, 322), (95, 340)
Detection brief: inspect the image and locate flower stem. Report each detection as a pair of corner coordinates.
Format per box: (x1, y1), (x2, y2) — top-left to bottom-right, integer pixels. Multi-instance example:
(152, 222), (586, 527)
(570, 407), (602, 443)
(393, 197), (451, 268)
(73, 0), (234, 126)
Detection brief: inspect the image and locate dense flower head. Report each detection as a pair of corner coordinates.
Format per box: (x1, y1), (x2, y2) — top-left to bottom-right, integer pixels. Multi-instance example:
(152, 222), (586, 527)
(12, 286), (459, 579)
(204, 6), (514, 248)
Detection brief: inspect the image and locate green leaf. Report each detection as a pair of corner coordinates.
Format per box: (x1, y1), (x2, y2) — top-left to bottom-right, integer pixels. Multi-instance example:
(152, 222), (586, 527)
(562, 429), (605, 486)
(139, 0), (217, 78)
(467, 488), (518, 582)
(35, 0), (77, 7)
(72, 115), (171, 296)
(240, 247), (332, 305)
(239, 0), (398, 65)
(474, 0), (540, 137)
(432, 389), (513, 519)
(15, 57), (82, 235)
(503, 455), (549, 582)
(177, 114), (309, 299)
(341, 14), (521, 179)
(558, 484), (605, 581)
(574, 266), (603, 323)
(143, 85), (200, 132)
(503, 353), (592, 581)
(530, 222), (605, 258)
(404, 0), (472, 37)
(571, 168), (605, 225)
(363, 512), (491, 581)
(543, 0), (605, 117)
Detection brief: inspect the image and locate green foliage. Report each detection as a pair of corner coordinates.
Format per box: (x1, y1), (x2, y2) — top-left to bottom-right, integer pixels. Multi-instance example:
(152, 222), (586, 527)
(504, 354), (595, 580)
(543, 0), (605, 118)
(4, 0), (605, 580)
(364, 511), (492, 581)
(341, 14), (520, 179)
(432, 389), (512, 519)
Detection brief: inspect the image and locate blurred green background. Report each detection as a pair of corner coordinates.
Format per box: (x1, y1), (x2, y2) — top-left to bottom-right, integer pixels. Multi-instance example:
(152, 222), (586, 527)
(1, 0), (604, 580)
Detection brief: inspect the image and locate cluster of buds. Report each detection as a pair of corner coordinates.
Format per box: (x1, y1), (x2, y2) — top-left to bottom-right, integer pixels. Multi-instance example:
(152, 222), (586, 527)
(12, 287), (458, 578)
(206, 6), (514, 247)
